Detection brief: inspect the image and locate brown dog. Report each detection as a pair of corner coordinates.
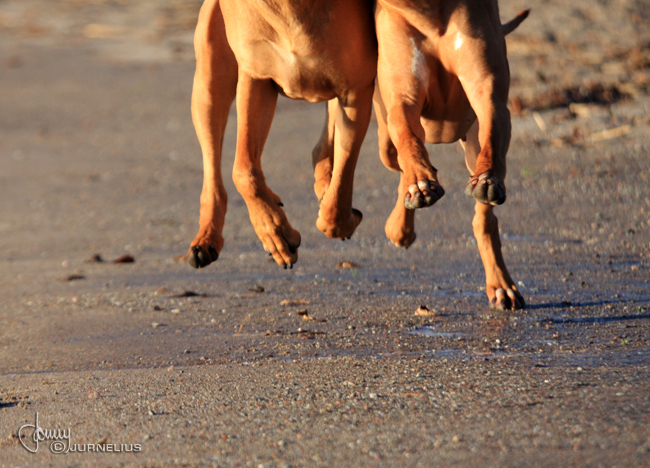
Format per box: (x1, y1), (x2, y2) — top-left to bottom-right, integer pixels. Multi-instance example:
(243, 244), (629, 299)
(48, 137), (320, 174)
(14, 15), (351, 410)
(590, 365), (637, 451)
(187, 0), (376, 269)
(373, 0), (529, 309)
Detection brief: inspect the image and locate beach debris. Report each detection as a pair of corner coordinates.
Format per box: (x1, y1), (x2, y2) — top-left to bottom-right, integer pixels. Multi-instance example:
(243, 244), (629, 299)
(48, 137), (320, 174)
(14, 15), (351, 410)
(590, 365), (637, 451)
(172, 290), (210, 298)
(85, 254), (104, 263)
(281, 299), (310, 306)
(414, 305), (436, 317)
(61, 274), (85, 282)
(588, 124), (632, 142)
(113, 254), (135, 264)
(297, 309), (327, 323)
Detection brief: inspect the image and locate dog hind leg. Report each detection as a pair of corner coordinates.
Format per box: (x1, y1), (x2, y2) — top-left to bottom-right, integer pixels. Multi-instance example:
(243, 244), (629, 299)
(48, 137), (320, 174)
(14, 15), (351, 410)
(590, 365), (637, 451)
(373, 80), (424, 249)
(315, 86), (374, 240)
(232, 73), (301, 268)
(460, 119), (479, 174)
(373, 82), (399, 173)
(188, 0), (238, 268)
(472, 202), (525, 310)
(384, 176), (417, 248)
(312, 99), (337, 204)
(377, 89), (417, 248)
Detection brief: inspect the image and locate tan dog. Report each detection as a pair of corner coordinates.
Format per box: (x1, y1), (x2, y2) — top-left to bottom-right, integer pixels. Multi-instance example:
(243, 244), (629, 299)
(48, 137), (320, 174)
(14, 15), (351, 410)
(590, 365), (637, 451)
(187, 0), (377, 269)
(373, 0), (529, 309)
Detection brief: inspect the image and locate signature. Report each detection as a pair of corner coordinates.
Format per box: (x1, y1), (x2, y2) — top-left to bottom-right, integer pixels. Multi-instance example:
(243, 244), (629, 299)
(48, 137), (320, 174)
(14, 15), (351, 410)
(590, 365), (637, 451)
(18, 413), (141, 454)
(18, 413), (70, 454)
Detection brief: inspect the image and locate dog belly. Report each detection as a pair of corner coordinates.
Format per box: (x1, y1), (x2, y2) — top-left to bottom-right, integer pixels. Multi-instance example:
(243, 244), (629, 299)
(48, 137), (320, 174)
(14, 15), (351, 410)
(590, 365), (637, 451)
(274, 63), (340, 103)
(412, 56), (473, 143)
(422, 117), (472, 144)
(226, 39), (338, 102)
(222, 0), (375, 103)
(421, 94), (474, 144)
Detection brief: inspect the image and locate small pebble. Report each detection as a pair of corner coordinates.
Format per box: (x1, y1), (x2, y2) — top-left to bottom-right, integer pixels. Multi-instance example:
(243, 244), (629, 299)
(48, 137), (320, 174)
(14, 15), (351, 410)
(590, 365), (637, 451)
(113, 254), (135, 264)
(61, 274), (85, 282)
(414, 305), (436, 317)
(85, 254), (104, 263)
(335, 261), (359, 268)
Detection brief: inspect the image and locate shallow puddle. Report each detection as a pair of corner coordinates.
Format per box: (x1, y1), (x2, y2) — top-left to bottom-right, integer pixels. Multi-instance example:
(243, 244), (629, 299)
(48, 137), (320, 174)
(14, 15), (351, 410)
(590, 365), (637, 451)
(408, 326), (469, 339)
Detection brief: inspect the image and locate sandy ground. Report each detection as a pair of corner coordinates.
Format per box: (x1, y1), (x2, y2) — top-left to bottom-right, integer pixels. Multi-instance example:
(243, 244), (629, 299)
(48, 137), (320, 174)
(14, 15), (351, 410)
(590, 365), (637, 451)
(0, 1), (649, 467)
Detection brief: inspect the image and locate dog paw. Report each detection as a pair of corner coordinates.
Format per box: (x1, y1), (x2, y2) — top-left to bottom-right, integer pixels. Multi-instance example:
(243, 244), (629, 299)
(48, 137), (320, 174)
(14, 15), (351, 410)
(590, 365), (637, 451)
(465, 174), (506, 205)
(385, 203), (416, 249)
(187, 244), (219, 269)
(248, 201), (301, 268)
(261, 228), (301, 269)
(317, 208), (363, 240)
(488, 286), (525, 311)
(386, 225), (416, 249)
(405, 180), (445, 209)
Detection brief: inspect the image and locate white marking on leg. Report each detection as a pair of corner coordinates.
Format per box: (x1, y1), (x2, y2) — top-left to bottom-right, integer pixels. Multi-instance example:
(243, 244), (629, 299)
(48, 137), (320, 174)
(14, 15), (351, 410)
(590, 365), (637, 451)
(454, 32), (464, 50)
(410, 38), (429, 86)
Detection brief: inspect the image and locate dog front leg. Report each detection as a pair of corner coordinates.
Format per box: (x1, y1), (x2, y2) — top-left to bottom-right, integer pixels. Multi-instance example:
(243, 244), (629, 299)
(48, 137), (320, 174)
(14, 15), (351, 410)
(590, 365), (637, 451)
(188, 0), (238, 268)
(375, 22), (445, 212)
(315, 85), (373, 240)
(385, 101), (445, 210)
(457, 36), (511, 206)
(232, 73), (301, 268)
(463, 95), (511, 206)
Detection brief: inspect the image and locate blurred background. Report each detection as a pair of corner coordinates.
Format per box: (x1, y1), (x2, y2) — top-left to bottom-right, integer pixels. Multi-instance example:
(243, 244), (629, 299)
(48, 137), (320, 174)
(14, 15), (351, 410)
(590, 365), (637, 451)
(0, 0), (649, 97)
